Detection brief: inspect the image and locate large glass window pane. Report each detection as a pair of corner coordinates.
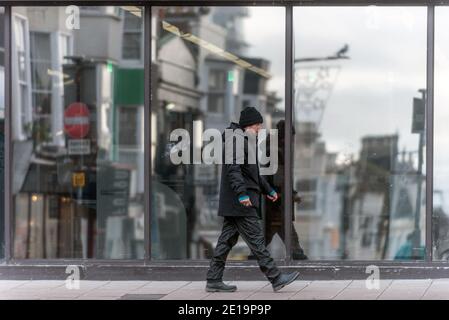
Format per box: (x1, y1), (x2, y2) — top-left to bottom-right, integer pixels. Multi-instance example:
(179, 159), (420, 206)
(11, 6), (145, 259)
(151, 7), (285, 260)
(433, 6), (449, 261)
(293, 7), (427, 260)
(0, 7), (4, 259)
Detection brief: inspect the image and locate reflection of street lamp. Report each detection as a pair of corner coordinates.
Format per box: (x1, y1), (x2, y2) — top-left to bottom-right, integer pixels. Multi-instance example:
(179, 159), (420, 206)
(294, 44), (350, 127)
(294, 44), (350, 63)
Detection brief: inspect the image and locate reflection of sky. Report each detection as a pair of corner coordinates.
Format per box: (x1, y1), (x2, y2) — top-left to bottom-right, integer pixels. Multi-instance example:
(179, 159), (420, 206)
(434, 7), (449, 214)
(245, 7), (427, 159)
(244, 7), (285, 108)
(293, 6), (427, 161)
(245, 6), (449, 214)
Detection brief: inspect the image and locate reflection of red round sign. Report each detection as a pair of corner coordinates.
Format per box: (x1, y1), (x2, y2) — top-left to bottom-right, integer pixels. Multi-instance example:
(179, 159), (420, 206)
(64, 102), (90, 139)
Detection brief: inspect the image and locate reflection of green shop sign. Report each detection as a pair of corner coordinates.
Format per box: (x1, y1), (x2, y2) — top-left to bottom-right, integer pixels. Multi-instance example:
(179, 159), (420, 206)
(98, 165), (130, 217)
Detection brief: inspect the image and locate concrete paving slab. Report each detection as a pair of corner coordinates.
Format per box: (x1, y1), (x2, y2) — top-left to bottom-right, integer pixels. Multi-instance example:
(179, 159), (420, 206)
(76, 296), (119, 300)
(388, 279), (432, 287)
(0, 279), (447, 300)
(347, 279), (392, 289)
(204, 291), (254, 300)
(130, 281), (189, 295)
(97, 281), (149, 290)
(160, 292), (211, 300)
(228, 281), (269, 292)
(333, 288), (385, 300)
(378, 287), (430, 300)
(15, 280), (66, 289)
(258, 281), (310, 293)
(247, 291), (297, 300)
(289, 281), (351, 300)
(0, 281), (31, 290)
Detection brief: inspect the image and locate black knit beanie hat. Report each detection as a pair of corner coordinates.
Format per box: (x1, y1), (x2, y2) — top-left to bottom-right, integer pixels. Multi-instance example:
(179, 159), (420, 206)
(239, 107), (263, 128)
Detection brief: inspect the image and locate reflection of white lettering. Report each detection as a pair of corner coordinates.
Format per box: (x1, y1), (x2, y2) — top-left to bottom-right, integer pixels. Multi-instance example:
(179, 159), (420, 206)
(65, 5), (80, 30)
(365, 265), (380, 290)
(224, 128), (245, 165)
(259, 129), (278, 176)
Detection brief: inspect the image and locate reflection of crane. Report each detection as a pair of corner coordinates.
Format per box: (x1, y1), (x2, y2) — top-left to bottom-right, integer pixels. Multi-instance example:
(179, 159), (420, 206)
(294, 44), (350, 127)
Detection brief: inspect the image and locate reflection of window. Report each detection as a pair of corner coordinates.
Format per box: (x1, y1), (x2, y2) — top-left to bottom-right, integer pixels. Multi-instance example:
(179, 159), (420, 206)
(298, 194), (317, 211)
(0, 12), (4, 65)
(122, 9), (143, 61)
(208, 94), (224, 114)
(59, 34), (72, 65)
(207, 69), (226, 113)
(296, 179), (317, 192)
(13, 14), (32, 138)
(30, 32), (52, 116)
(208, 69), (226, 90)
(118, 106), (139, 147)
(362, 232), (373, 247)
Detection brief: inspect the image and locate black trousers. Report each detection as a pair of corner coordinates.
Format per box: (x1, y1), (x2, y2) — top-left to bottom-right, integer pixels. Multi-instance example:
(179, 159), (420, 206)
(206, 216), (281, 284)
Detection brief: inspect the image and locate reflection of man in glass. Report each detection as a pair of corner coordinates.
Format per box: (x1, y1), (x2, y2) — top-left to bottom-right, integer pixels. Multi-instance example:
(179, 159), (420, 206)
(206, 107), (300, 293)
(263, 120), (308, 260)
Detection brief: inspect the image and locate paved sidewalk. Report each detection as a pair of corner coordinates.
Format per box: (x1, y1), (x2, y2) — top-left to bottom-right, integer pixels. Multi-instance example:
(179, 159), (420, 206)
(0, 279), (448, 300)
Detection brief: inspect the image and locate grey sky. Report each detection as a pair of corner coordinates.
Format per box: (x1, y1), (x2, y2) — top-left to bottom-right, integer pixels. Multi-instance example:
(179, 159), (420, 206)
(243, 6), (449, 214)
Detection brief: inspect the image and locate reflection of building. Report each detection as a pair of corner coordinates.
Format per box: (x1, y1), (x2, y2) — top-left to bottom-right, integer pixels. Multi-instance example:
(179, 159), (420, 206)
(344, 135), (425, 260)
(293, 121), (343, 259)
(345, 135), (399, 260)
(11, 7), (145, 259)
(433, 190), (449, 259)
(293, 121), (426, 260)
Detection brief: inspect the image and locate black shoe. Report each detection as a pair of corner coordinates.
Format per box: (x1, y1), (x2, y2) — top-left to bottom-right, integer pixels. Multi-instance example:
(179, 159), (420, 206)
(272, 271), (300, 292)
(206, 281), (237, 292)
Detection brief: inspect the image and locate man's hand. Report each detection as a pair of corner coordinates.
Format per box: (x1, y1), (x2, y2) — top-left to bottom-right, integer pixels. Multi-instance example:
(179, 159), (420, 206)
(267, 190), (279, 202)
(239, 195), (253, 207)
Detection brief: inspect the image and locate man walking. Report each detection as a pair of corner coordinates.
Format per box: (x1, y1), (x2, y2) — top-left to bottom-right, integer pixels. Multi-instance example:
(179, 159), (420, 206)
(205, 107), (300, 293)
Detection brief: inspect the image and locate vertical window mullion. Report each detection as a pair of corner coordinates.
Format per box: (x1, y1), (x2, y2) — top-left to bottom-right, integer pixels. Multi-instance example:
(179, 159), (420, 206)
(4, 5), (11, 262)
(284, 5), (293, 264)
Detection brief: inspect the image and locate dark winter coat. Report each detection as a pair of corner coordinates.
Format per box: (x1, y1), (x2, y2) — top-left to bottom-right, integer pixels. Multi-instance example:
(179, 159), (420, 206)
(217, 122), (274, 218)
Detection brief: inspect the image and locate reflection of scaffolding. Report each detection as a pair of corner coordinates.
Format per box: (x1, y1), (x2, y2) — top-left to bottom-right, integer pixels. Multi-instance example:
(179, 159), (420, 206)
(294, 45), (350, 127)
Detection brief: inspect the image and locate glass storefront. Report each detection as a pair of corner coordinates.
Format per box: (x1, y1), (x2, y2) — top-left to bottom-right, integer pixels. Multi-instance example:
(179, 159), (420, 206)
(0, 7), (4, 259)
(433, 6), (449, 261)
(150, 7), (286, 260)
(11, 6), (145, 259)
(293, 7), (427, 260)
(0, 2), (446, 267)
